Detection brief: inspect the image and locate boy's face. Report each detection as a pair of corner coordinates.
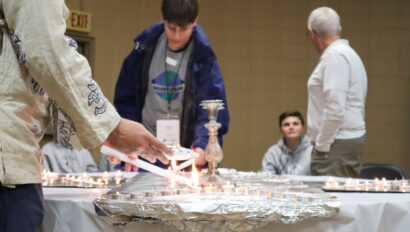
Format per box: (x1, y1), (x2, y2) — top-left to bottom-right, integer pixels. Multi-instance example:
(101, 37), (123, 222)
(280, 116), (305, 140)
(163, 17), (198, 51)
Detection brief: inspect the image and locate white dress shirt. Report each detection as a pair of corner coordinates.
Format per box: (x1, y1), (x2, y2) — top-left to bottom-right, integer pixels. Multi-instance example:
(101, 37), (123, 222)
(307, 39), (367, 152)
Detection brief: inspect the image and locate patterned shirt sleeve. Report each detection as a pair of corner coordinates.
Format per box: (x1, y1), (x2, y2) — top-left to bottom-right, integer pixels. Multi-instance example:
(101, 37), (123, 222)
(3, 0), (120, 149)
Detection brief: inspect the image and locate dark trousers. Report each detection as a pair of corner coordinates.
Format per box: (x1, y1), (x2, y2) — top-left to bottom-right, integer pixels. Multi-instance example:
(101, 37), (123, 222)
(311, 135), (366, 178)
(0, 183), (44, 232)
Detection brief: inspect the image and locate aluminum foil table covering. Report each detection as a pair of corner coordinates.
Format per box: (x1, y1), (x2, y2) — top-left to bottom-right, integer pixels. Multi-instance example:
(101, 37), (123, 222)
(94, 169), (340, 232)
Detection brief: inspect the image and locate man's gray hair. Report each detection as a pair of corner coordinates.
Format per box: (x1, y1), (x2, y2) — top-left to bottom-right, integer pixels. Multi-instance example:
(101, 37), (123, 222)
(307, 7), (341, 37)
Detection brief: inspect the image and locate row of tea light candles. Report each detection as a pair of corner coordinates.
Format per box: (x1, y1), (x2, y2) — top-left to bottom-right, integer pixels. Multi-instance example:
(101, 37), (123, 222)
(168, 162), (261, 194)
(42, 170), (125, 188)
(324, 177), (410, 192)
(109, 185), (325, 204)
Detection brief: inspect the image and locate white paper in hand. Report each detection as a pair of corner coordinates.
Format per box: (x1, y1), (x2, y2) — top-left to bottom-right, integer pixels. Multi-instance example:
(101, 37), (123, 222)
(164, 146), (198, 161)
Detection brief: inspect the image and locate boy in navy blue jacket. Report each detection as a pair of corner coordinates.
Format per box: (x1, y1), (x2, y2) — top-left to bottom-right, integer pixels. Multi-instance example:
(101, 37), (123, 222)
(114, 0), (229, 170)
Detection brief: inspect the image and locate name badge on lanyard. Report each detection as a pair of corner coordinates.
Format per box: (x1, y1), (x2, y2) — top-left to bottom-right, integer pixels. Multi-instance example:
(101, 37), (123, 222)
(156, 119), (180, 146)
(166, 56), (178, 67)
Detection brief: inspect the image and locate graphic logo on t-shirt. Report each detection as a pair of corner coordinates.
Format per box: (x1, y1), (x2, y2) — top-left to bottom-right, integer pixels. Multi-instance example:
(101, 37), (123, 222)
(152, 71), (184, 100)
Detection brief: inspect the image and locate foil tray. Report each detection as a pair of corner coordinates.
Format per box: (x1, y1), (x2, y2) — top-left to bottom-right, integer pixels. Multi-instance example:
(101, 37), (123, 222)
(94, 170), (340, 232)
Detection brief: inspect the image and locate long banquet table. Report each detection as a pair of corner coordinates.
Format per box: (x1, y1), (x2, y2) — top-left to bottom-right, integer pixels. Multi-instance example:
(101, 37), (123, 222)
(40, 174), (410, 232)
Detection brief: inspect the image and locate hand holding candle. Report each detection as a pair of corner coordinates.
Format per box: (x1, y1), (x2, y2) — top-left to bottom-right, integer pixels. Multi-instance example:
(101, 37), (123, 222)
(100, 145), (197, 188)
(193, 148), (206, 166)
(105, 118), (173, 166)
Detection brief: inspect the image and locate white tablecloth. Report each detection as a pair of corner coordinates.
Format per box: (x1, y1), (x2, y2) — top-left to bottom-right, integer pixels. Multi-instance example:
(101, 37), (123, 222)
(41, 175), (410, 232)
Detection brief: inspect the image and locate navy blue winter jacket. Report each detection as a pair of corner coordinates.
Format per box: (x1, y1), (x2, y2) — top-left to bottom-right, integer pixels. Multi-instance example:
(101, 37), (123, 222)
(114, 22), (229, 160)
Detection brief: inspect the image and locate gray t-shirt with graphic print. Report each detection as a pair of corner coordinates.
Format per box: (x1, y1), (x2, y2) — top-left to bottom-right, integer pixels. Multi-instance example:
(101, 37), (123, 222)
(142, 32), (193, 135)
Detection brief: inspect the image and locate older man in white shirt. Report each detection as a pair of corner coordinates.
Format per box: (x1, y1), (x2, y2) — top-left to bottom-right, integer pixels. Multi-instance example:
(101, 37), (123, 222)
(306, 7), (367, 177)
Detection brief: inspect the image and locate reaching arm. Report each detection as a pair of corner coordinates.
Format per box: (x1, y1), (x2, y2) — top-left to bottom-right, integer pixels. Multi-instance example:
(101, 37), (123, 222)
(4, 0), (119, 148)
(3, 1), (172, 167)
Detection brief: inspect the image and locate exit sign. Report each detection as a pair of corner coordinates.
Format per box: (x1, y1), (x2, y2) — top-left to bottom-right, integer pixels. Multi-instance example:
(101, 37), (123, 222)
(67, 10), (91, 33)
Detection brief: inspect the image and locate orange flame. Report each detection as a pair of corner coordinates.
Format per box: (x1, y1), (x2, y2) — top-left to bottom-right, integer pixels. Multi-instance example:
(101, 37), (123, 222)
(191, 163), (199, 186)
(171, 159), (178, 172)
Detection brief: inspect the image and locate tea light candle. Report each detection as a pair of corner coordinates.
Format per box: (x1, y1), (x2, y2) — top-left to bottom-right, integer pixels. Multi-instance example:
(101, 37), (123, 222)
(324, 178), (344, 190)
(191, 187), (202, 193)
(114, 170), (123, 180)
(325, 177), (338, 186)
(102, 171), (109, 180)
(80, 172), (87, 179)
(270, 191), (282, 198)
(344, 178), (358, 190)
(248, 187), (260, 195)
(159, 190), (173, 196)
(257, 190), (262, 196)
(204, 184), (217, 193)
(391, 179), (404, 190)
(96, 179), (104, 188)
(362, 180), (371, 191)
(111, 192), (124, 200)
(380, 178), (392, 191)
(222, 183), (235, 193)
(129, 192), (144, 200)
(144, 191), (156, 198)
(70, 177), (76, 186)
(169, 178), (176, 188)
(399, 179), (409, 186)
(264, 191), (272, 198)
(87, 180), (94, 188)
(77, 177), (83, 187)
(281, 192), (295, 199)
(175, 188), (191, 195)
(374, 178), (380, 191)
(235, 187), (249, 195)
(309, 196), (323, 203)
(399, 185), (410, 192)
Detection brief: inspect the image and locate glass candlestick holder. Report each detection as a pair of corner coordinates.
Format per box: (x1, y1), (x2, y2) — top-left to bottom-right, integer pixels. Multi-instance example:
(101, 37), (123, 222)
(200, 99), (225, 122)
(200, 99), (225, 186)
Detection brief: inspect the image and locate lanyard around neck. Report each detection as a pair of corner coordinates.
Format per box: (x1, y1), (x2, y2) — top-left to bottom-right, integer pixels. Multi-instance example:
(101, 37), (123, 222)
(164, 40), (188, 113)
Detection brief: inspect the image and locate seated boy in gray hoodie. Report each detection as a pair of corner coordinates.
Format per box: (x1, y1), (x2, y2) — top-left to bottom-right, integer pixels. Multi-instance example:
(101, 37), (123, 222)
(261, 111), (312, 175)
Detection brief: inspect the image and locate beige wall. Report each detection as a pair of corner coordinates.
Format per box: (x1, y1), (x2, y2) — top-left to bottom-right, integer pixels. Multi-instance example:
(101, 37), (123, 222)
(65, 0), (410, 173)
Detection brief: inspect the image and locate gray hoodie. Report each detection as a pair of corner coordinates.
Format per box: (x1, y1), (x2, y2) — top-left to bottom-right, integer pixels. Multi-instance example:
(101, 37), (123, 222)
(261, 135), (312, 175)
(42, 142), (98, 173)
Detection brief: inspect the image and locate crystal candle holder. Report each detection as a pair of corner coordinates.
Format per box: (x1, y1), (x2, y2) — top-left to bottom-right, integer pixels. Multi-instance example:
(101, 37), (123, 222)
(200, 99), (226, 186)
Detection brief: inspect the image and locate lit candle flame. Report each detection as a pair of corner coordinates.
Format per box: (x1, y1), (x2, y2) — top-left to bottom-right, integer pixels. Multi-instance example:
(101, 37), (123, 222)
(191, 163), (199, 186)
(171, 159), (178, 172)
